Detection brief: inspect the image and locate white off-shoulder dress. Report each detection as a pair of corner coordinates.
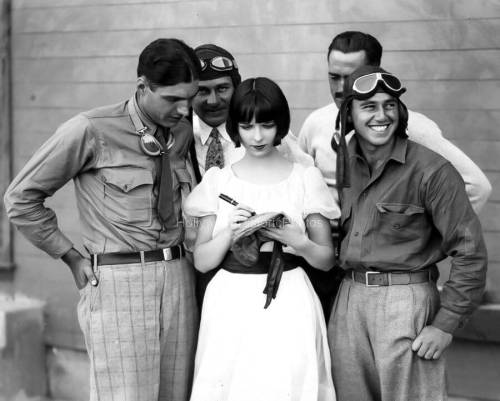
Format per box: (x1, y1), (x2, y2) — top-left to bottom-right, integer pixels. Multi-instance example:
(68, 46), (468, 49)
(184, 163), (339, 401)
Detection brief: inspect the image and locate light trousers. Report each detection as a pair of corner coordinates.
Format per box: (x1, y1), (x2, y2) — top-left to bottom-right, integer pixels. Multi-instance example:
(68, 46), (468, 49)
(77, 257), (198, 401)
(328, 277), (447, 401)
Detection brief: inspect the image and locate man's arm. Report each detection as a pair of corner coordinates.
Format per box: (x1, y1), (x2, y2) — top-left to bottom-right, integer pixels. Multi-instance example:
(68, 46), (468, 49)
(407, 111), (492, 213)
(277, 131), (314, 166)
(4, 114), (98, 288)
(412, 161), (487, 359)
(297, 113), (314, 156)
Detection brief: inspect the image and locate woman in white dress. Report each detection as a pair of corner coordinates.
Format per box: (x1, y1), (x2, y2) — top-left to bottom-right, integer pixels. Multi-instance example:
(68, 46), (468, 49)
(185, 77), (338, 401)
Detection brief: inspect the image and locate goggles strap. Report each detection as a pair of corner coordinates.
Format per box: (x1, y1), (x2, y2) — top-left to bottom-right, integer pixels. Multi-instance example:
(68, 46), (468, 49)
(128, 97), (149, 136)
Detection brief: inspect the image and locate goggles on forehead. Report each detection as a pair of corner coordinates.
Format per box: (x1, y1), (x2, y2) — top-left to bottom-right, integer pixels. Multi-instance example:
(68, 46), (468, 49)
(138, 128), (175, 157)
(352, 72), (405, 98)
(200, 56), (238, 72)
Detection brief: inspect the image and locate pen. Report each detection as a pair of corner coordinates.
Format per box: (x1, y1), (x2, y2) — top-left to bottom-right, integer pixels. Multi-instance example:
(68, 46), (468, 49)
(219, 193), (256, 216)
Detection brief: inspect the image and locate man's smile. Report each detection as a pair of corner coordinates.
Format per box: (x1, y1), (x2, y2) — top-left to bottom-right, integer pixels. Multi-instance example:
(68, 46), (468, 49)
(368, 123), (391, 132)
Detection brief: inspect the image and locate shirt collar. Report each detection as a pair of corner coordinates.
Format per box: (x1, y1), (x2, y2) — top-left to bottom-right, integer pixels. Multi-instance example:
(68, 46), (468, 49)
(349, 133), (408, 165)
(131, 93), (159, 134)
(194, 114), (231, 145)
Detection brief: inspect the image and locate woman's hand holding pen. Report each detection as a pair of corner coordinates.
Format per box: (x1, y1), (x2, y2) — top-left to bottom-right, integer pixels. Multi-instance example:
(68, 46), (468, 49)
(228, 206), (254, 231)
(219, 193), (256, 231)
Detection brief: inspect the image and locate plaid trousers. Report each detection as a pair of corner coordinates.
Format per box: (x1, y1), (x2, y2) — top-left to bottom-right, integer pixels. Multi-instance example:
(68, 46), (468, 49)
(77, 257), (198, 401)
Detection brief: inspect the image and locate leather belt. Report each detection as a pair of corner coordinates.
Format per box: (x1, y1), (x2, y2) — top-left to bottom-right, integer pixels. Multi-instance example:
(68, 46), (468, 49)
(348, 269), (431, 287)
(93, 245), (185, 266)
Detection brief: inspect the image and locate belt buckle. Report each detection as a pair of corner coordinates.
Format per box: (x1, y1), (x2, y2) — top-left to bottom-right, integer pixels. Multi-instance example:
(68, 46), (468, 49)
(365, 271), (381, 287)
(163, 247), (173, 261)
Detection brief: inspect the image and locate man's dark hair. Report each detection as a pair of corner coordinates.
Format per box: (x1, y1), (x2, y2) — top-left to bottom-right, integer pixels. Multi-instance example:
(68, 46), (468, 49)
(226, 77), (290, 147)
(137, 38), (201, 88)
(327, 31), (383, 66)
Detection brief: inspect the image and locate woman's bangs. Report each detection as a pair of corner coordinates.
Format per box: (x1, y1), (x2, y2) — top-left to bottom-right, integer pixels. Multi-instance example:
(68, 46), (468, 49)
(235, 93), (257, 123)
(233, 89), (279, 124)
(253, 96), (276, 123)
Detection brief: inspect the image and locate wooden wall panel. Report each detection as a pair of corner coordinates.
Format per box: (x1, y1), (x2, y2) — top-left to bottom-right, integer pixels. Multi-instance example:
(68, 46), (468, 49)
(11, 19), (500, 61)
(453, 140), (500, 172)
(13, 50), (500, 83)
(485, 262), (500, 303)
(480, 203), (500, 231)
(419, 110), (500, 141)
(9, 1), (500, 351)
(11, 1), (500, 29)
(0, 0), (13, 270)
(12, 0), (194, 8)
(12, 80), (500, 114)
(485, 233), (500, 262)
(486, 173), (500, 202)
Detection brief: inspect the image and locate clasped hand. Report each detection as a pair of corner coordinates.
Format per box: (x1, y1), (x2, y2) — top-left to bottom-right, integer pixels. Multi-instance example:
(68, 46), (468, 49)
(411, 325), (453, 360)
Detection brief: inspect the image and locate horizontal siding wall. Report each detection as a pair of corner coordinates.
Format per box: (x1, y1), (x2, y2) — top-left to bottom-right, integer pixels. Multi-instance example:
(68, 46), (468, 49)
(9, 0), (500, 348)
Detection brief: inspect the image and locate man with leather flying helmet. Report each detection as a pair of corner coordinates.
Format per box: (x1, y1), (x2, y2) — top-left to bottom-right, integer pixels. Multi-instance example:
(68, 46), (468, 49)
(328, 65), (487, 401)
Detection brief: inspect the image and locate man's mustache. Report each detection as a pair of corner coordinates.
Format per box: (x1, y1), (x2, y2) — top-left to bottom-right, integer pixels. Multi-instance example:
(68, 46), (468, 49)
(334, 92), (344, 100)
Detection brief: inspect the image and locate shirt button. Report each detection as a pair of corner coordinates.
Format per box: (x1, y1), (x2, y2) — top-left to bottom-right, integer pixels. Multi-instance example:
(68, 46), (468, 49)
(354, 232), (359, 237)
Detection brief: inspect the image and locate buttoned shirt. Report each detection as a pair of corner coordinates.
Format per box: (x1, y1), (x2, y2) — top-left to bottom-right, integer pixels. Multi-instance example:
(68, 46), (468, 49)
(193, 115), (244, 176)
(339, 134), (487, 333)
(193, 114), (314, 177)
(4, 95), (193, 258)
(298, 102), (492, 212)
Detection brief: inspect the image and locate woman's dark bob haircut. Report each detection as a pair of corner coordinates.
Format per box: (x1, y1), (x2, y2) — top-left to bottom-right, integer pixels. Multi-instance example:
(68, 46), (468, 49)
(226, 77), (290, 147)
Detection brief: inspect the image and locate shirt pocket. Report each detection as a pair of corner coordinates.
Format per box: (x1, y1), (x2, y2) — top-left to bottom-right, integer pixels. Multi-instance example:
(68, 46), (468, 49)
(375, 202), (425, 240)
(101, 167), (153, 225)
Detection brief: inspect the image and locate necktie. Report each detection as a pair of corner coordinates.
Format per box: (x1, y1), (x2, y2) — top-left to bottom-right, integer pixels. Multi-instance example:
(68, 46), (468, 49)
(156, 128), (175, 228)
(205, 128), (224, 170)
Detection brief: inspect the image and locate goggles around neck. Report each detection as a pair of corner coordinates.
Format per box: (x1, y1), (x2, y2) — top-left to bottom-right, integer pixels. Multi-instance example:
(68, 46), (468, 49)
(127, 98), (175, 157)
(138, 128), (175, 156)
(200, 56), (238, 72)
(352, 72), (405, 98)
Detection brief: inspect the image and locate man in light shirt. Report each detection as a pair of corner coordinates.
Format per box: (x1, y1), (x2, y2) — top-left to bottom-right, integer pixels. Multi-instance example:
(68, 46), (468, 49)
(298, 31), (492, 211)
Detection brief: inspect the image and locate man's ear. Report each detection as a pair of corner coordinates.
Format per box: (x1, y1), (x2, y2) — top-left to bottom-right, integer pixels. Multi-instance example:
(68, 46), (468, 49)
(347, 114), (352, 122)
(136, 76), (148, 95)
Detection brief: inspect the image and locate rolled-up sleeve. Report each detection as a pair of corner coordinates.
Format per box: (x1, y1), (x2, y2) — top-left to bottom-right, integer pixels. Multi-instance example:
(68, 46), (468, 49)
(4, 114), (96, 258)
(425, 162), (488, 333)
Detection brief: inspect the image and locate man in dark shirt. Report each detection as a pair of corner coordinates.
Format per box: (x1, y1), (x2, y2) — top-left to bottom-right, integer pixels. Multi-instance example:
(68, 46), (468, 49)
(5, 38), (200, 401)
(327, 65), (487, 401)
